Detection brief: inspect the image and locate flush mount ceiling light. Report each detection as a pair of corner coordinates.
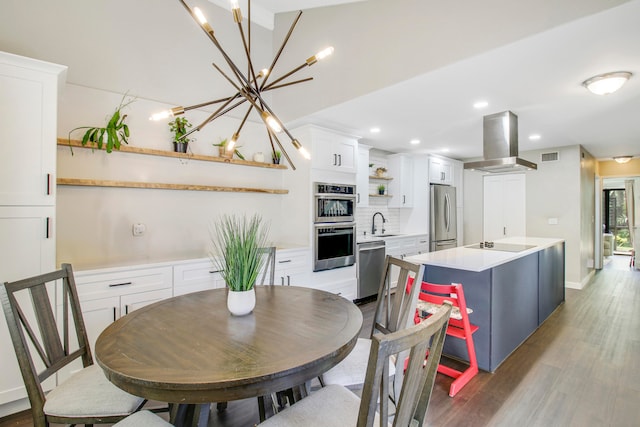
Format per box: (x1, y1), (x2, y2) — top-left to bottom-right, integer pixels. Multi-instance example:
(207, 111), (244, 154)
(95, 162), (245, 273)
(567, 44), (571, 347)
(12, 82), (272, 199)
(613, 156), (633, 164)
(150, 0), (335, 170)
(582, 71), (632, 95)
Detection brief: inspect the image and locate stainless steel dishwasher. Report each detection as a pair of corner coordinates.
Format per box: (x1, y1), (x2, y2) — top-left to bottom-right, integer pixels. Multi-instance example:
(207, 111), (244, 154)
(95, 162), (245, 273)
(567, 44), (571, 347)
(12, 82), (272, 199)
(356, 240), (386, 300)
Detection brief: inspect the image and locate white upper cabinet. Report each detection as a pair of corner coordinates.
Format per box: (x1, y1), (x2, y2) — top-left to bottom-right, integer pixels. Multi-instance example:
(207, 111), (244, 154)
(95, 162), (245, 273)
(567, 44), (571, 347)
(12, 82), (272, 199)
(356, 145), (371, 207)
(388, 154), (414, 208)
(306, 125), (358, 174)
(428, 156), (453, 185)
(0, 52), (66, 206)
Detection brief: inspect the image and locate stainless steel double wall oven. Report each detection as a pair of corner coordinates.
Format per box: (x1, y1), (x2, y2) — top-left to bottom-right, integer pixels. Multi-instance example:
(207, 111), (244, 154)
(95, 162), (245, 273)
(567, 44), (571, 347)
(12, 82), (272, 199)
(313, 182), (356, 271)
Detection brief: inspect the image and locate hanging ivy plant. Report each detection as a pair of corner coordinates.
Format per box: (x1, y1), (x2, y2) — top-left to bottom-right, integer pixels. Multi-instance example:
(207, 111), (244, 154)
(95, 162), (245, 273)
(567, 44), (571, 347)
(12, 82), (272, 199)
(68, 93), (135, 154)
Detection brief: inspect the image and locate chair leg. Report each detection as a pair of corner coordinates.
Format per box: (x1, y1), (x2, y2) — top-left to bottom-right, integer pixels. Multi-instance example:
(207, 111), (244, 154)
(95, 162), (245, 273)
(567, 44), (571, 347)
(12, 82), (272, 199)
(440, 328), (479, 397)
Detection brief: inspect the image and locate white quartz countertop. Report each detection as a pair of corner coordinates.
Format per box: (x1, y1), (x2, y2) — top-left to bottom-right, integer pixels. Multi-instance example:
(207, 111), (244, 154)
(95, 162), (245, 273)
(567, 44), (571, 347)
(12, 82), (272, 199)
(405, 237), (564, 272)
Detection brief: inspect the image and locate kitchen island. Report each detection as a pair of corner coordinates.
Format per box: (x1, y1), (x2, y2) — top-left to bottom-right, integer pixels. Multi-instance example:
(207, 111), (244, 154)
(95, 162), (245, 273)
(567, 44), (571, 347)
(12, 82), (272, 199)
(406, 237), (565, 372)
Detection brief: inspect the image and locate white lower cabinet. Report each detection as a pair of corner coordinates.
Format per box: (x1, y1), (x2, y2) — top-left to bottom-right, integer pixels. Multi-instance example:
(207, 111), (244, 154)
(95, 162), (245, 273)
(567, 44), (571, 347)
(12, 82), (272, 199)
(309, 265), (357, 301)
(274, 248), (311, 286)
(73, 266), (173, 353)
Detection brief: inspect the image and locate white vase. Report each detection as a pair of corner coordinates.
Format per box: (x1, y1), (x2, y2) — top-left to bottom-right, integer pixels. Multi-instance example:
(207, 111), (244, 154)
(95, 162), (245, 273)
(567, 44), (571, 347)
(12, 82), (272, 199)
(227, 288), (256, 316)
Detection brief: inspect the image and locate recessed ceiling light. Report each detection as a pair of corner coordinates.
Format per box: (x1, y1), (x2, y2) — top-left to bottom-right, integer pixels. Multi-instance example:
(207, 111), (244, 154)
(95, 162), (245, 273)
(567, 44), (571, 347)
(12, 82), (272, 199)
(441, 148), (450, 153)
(529, 134), (541, 141)
(473, 101), (489, 109)
(370, 127), (381, 133)
(410, 139), (420, 145)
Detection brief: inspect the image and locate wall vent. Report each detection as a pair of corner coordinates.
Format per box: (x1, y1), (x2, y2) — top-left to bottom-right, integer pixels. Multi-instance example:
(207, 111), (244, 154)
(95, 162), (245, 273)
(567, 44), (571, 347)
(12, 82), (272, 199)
(541, 151), (560, 162)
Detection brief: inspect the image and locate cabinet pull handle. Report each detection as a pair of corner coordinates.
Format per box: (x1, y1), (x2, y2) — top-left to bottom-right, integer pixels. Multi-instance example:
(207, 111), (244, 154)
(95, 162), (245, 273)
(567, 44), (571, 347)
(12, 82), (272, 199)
(333, 154), (337, 166)
(504, 226), (506, 236)
(338, 154), (342, 166)
(287, 275), (291, 286)
(209, 269), (222, 273)
(278, 259), (292, 264)
(113, 307), (117, 321)
(281, 277), (285, 286)
(357, 193), (360, 203)
(45, 217), (51, 239)
(125, 305), (129, 315)
(403, 195), (406, 204)
(108, 281), (132, 287)
(46, 173), (52, 195)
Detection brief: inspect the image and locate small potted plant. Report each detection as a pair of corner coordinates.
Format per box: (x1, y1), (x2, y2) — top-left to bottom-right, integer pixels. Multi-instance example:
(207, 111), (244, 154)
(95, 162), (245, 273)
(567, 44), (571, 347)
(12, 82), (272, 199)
(378, 184), (386, 195)
(375, 166), (387, 177)
(209, 214), (270, 316)
(272, 150), (282, 165)
(67, 93), (134, 154)
(168, 117), (193, 153)
(213, 139), (245, 160)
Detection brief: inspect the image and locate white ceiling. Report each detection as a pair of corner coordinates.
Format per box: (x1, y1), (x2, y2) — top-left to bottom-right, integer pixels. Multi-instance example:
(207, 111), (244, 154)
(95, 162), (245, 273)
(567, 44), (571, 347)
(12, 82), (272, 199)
(221, 0), (640, 161)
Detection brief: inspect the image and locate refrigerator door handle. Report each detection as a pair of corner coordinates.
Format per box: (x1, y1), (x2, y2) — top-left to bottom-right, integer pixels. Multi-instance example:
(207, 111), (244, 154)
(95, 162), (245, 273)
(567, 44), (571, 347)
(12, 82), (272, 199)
(444, 193), (450, 232)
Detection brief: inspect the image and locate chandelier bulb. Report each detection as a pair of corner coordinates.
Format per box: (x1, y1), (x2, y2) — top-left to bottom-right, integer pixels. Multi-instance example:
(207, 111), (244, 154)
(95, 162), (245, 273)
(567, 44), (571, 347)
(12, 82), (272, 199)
(306, 46), (334, 66)
(227, 133), (239, 152)
(193, 7), (214, 33)
(262, 112), (282, 133)
(149, 106), (185, 121)
(292, 139), (311, 160)
(230, 0), (242, 23)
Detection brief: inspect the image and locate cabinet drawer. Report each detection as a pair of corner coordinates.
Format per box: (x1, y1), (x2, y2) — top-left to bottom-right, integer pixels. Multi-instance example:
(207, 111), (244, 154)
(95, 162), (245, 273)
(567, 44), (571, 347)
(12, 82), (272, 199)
(74, 266), (172, 301)
(275, 248), (310, 267)
(173, 259), (224, 295)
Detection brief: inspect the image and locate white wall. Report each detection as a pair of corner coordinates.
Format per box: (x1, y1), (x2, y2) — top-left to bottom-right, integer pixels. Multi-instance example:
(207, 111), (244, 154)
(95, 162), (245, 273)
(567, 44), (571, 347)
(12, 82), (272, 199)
(463, 144), (596, 287)
(56, 85), (309, 270)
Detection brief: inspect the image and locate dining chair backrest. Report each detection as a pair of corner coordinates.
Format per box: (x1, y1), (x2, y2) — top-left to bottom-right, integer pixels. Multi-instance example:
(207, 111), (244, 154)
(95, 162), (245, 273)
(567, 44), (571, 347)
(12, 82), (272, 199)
(370, 255), (426, 338)
(359, 301), (452, 427)
(0, 263), (92, 422)
(259, 246), (277, 286)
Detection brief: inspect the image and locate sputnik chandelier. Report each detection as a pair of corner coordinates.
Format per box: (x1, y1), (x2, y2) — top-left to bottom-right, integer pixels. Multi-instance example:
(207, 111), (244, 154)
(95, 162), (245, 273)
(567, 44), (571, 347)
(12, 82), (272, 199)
(150, 0), (334, 170)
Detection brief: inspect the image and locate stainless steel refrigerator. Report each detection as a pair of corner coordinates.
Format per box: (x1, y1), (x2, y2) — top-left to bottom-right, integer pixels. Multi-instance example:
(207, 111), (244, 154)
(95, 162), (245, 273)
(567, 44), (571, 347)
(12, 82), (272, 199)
(430, 184), (457, 251)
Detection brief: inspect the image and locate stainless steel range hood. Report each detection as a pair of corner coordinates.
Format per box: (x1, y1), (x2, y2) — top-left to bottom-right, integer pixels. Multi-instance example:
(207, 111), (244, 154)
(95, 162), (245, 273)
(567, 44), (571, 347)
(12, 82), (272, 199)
(464, 111), (537, 173)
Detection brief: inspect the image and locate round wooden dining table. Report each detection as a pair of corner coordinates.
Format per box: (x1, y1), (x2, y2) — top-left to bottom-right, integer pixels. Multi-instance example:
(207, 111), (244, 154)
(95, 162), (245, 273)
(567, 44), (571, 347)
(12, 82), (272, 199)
(95, 285), (363, 426)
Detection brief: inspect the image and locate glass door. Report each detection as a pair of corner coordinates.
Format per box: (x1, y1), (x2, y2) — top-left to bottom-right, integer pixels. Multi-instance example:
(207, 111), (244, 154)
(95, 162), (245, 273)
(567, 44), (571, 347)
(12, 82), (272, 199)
(603, 188), (632, 254)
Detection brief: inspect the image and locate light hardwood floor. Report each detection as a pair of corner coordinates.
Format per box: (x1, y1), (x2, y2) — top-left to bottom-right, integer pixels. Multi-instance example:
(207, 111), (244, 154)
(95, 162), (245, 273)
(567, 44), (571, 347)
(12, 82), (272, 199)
(2, 255), (638, 427)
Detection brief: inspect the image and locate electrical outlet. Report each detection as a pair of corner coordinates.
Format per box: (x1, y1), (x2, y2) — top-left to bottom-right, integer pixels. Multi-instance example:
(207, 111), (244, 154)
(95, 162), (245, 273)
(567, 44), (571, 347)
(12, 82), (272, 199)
(132, 223), (146, 236)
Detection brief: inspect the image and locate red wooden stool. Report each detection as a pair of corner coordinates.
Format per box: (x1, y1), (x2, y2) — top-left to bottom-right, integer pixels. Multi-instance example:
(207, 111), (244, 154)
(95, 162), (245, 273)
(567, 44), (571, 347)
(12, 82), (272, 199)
(409, 280), (479, 397)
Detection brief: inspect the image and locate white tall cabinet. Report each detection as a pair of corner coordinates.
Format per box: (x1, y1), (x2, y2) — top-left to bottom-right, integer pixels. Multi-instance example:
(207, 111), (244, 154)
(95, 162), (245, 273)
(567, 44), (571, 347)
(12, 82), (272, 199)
(0, 52), (66, 411)
(483, 174), (526, 241)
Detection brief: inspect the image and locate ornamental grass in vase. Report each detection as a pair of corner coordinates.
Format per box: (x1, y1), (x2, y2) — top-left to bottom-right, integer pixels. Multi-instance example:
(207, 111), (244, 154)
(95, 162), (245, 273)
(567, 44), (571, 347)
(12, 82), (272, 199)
(209, 214), (270, 316)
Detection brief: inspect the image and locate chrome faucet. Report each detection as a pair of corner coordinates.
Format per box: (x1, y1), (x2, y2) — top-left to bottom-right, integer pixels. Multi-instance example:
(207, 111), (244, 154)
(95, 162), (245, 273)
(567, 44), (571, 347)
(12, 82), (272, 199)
(372, 212), (386, 235)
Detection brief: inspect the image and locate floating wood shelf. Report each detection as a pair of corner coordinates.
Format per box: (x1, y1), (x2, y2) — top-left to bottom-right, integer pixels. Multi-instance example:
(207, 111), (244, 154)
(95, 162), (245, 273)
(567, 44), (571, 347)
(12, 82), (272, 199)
(369, 175), (393, 180)
(58, 139), (288, 170)
(369, 194), (392, 198)
(57, 178), (288, 194)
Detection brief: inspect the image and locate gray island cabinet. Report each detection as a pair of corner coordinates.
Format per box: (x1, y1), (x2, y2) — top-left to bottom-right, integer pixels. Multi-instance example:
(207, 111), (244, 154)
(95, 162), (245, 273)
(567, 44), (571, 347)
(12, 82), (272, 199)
(406, 237), (565, 372)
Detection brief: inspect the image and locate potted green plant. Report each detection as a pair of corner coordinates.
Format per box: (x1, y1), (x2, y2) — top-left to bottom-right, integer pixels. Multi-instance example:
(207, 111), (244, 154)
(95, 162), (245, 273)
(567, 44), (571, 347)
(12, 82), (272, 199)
(378, 184), (386, 195)
(272, 150), (282, 165)
(168, 117), (193, 153)
(213, 139), (245, 160)
(67, 94), (134, 154)
(209, 214), (270, 316)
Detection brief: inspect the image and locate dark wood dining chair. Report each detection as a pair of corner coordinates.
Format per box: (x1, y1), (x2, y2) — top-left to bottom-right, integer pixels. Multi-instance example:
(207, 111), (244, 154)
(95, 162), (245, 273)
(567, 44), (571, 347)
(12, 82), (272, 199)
(259, 301), (453, 426)
(0, 263), (146, 427)
(259, 246), (277, 286)
(319, 255), (426, 393)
